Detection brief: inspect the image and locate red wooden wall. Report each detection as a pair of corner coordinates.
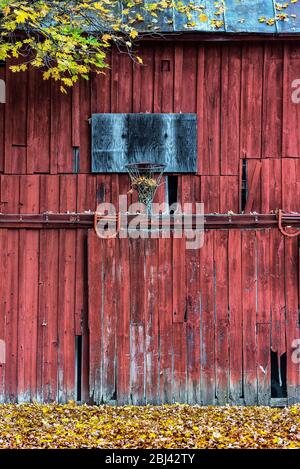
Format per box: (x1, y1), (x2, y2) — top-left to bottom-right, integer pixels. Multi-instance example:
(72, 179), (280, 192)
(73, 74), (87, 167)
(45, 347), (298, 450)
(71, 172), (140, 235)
(88, 230), (300, 406)
(0, 42), (300, 212)
(0, 40), (300, 404)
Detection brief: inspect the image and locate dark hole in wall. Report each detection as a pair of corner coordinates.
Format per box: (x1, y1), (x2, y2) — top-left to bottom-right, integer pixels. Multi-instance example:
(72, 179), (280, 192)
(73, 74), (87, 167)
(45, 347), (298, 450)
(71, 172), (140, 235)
(73, 147), (80, 174)
(241, 159), (248, 212)
(75, 336), (83, 402)
(96, 183), (105, 204)
(167, 175), (178, 213)
(271, 350), (287, 398)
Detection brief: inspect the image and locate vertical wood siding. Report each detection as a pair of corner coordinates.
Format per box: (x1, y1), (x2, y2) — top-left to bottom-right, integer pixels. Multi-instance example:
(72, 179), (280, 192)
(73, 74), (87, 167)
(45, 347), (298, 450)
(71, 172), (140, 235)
(88, 230), (300, 405)
(0, 40), (300, 404)
(0, 42), (300, 214)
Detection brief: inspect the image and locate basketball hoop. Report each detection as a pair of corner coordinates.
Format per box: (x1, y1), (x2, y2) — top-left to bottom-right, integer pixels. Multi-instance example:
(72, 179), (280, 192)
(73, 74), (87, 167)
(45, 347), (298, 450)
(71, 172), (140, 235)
(126, 162), (166, 213)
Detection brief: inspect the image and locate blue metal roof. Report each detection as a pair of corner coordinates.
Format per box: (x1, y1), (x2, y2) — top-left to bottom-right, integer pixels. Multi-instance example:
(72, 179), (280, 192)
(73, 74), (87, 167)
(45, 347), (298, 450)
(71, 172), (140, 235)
(136, 0), (300, 34)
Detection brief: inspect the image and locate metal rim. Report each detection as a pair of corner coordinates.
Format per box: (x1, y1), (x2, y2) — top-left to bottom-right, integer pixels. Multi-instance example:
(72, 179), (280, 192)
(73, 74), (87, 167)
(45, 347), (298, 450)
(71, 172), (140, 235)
(125, 162), (166, 171)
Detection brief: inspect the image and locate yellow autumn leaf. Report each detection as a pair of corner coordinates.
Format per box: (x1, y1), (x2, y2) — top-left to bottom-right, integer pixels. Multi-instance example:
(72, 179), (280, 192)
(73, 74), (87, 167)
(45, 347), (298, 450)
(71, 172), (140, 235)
(102, 34), (112, 42)
(199, 13), (208, 23)
(129, 29), (138, 39)
(15, 10), (29, 23)
(3, 6), (10, 16)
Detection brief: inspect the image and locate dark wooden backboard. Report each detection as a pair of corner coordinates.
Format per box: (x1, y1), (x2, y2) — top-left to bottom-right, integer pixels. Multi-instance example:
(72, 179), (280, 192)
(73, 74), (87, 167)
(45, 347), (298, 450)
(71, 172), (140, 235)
(91, 113), (197, 173)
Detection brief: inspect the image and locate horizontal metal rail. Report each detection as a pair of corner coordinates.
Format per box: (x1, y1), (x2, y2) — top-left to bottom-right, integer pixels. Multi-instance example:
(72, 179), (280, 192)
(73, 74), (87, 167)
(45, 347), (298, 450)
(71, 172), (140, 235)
(0, 212), (299, 230)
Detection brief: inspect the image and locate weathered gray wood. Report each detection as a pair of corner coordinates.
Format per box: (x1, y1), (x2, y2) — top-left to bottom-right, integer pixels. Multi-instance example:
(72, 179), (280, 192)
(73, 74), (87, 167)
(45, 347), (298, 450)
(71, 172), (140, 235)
(91, 113), (197, 173)
(270, 398), (288, 408)
(172, 114), (197, 172)
(91, 114), (128, 173)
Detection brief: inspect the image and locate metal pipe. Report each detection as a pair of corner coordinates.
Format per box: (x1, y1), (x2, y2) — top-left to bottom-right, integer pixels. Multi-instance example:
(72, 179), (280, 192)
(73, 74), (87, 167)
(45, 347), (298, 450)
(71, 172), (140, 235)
(0, 212), (299, 231)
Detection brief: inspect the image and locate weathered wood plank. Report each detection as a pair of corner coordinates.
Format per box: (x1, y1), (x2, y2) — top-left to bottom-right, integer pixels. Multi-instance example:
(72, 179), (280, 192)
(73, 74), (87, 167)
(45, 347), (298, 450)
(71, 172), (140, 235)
(270, 229), (286, 365)
(282, 159), (300, 212)
(76, 175), (97, 335)
(91, 114), (127, 173)
(172, 236), (187, 403)
(88, 231), (104, 404)
(174, 45), (197, 113)
(111, 49), (133, 113)
(4, 63), (27, 174)
(285, 237), (300, 404)
(228, 230), (243, 403)
(129, 238), (145, 405)
(158, 238), (173, 403)
(172, 237), (186, 324)
(133, 46), (154, 114)
(38, 175), (59, 402)
(244, 160), (262, 213)
(220, 176), (239, 213)
(50, 83), (73, 174)
(198, 45), (221, 175)
(91, 52), (111, 115)
(71, 83), (80, 149)
(242, 231), (258, 405)
(186, 235), (201, 404)
(102, 238), (117, 403)
(196, 45), (204, 175)
(18, 176), (40, 402)
(0, 65), (5, 171)
(1, 176), (19, 402)
(283, 44), (300, 158)
(214, 230), (229, 405)
(116, 238), (131, 405)
(200, 176), (219, 213)
(78, 79), (92, 173)
(261, 159), (282, 213)
(262, 44), (283, 159)
(76, 175), (97, 401)
(240, 45), (263, 159)
(221, 45), (241, 175)
(0, 228), (7, 402)
(257, 230), (271, 406)
(200, 231), (215, 405)
(154, 45), (174, 114)
(144, 238), (159, 404)
(27, 70), (50, 173)
(57, 175), (77, 402)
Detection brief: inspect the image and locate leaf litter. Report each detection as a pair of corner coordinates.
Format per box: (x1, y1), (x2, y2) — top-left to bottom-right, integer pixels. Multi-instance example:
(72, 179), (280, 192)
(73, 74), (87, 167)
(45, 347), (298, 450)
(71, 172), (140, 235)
(0, 403), (299, 449)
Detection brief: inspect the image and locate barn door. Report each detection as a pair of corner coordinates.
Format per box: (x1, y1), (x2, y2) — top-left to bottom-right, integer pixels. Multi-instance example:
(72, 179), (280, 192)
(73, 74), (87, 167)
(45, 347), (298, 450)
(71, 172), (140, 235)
(87, 230), (188, 406)
(87, 229), (300, 406)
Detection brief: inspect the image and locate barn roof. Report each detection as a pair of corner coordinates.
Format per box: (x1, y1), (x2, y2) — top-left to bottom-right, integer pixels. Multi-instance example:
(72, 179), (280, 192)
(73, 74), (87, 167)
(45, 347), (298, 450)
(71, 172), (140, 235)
(136, 0), (300, 34)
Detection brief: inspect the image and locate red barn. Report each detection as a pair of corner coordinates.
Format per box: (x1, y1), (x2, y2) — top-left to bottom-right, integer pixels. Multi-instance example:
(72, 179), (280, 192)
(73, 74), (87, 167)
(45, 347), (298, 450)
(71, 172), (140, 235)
(0, 1), (300, 406)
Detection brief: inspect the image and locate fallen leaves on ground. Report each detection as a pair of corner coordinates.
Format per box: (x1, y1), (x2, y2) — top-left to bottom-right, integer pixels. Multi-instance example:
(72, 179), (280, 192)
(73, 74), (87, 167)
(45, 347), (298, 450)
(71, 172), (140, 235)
(0, 403), (299, 449)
